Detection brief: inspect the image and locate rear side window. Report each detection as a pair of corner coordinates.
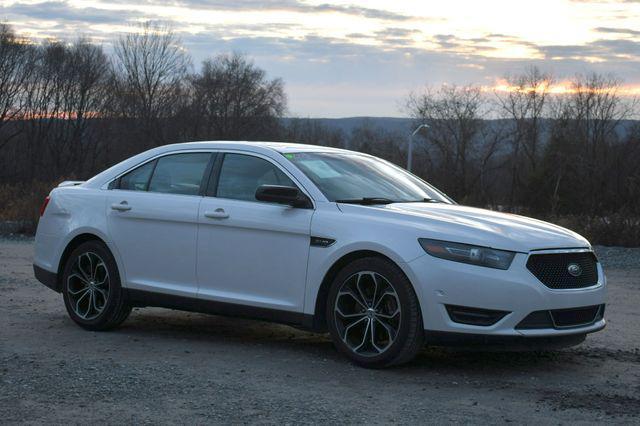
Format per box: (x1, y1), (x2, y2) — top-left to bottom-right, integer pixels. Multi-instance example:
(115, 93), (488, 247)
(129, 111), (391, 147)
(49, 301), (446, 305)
(148, 153), (211, 195)
(118, 160), (156, 191)
(216, 154), (295, 202)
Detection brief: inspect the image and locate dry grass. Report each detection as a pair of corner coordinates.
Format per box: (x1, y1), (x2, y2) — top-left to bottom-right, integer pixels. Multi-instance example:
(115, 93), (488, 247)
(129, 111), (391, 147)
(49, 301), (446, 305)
(0, 180), (61, 234)
(551, 214), (640, 248)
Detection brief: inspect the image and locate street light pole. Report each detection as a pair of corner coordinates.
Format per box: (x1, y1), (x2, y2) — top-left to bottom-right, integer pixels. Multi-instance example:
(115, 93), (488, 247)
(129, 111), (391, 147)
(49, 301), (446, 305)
(408, 123), (429, 172)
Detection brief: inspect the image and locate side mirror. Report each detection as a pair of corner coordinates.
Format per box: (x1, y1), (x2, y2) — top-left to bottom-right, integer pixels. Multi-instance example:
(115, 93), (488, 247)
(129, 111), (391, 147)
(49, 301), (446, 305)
(255, 185), (312, 208)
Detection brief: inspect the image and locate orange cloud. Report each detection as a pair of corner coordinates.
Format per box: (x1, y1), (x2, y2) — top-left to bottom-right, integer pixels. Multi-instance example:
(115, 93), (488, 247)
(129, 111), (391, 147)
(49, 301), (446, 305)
(485, 78), (640, 96)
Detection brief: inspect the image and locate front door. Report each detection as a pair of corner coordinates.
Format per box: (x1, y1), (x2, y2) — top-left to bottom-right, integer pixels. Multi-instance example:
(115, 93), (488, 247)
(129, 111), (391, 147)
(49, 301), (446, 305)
(197, 152), (313, 313)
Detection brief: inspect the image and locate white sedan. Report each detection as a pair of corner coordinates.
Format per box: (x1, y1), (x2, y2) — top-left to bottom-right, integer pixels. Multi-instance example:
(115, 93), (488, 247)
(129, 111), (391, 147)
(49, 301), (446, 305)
(34, 141), (606, 368)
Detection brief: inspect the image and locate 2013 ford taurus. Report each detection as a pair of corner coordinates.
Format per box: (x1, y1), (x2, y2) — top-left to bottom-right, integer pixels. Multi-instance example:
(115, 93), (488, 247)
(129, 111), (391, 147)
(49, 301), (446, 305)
(33, 141), (606, 368)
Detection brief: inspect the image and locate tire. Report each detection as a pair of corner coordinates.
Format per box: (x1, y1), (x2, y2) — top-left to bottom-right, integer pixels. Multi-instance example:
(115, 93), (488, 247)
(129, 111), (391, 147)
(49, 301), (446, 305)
(61, 240), (131, 331)
(326, 257), (424, 368)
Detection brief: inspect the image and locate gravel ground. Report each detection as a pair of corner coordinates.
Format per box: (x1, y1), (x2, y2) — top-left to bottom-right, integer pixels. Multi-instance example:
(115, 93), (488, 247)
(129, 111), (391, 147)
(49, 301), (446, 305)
(1, 238), (639, 424)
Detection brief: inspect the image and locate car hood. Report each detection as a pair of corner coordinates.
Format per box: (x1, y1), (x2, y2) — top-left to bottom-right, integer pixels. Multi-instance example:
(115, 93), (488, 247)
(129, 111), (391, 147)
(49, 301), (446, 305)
(342, 202), (590, 253)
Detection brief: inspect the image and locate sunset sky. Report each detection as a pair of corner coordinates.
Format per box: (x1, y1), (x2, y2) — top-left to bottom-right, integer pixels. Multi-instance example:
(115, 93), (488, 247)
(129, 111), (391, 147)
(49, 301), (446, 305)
(1, 0), (639, 117)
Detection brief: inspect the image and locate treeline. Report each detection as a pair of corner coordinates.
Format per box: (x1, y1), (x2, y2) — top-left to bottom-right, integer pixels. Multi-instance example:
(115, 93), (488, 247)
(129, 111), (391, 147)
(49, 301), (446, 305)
(0, 23), (287, 182)
(1, 23), (639, 244)
(407, 74), (640, 245)
(406, 70), (640, 218)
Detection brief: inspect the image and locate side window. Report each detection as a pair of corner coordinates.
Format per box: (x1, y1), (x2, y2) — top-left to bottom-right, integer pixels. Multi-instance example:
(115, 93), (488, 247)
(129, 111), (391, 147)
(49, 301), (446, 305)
(148, 153), (211, 196)
(117, 160), (156, 191)
(216, 154), (295, 202)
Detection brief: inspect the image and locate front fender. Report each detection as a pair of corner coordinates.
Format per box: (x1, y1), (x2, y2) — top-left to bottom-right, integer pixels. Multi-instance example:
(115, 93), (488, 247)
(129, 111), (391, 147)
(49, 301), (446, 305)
(303, 203), (427, 316)
(303, 240), (423, 316)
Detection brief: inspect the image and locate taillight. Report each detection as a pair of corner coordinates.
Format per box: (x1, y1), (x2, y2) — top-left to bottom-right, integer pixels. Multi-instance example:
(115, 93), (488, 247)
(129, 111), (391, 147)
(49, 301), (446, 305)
(40, 196), (50, 217)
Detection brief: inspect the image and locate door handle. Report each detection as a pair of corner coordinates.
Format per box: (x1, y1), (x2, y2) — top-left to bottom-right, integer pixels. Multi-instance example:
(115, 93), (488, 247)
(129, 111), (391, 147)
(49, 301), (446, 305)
(111, 201), (131, 212)
(204, 208), (229, 219)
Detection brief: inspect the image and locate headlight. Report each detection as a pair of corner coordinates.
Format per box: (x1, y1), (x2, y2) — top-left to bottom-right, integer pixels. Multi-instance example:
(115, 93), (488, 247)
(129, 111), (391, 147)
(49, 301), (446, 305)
(418, 238), (515, 270)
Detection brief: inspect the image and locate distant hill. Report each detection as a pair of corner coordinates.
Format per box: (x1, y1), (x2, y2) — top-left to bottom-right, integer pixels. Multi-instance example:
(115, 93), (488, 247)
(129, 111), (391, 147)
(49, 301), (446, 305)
(283, 117), (416, 136)
(283, 117), (639, 141)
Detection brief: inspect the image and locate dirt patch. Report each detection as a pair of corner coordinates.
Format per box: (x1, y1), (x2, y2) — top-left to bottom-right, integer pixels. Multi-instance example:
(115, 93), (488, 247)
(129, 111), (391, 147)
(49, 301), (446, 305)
(539, 391), (640, 418)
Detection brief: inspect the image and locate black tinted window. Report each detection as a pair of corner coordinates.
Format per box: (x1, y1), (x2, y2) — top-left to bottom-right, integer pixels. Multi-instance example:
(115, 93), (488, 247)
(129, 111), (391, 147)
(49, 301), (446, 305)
(216, 154), (294, 201)
(148, 153), (211, 195)
(117, 160), (155, 191)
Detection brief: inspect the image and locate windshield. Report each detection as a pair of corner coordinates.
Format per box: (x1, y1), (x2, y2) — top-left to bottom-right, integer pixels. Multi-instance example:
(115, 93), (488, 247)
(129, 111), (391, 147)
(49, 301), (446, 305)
(284, 152), (452, 204)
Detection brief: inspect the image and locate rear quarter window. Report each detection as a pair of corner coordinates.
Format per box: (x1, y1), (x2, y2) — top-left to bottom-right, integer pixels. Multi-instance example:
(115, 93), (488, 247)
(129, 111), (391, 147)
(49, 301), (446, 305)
(116, 160), (156, 191)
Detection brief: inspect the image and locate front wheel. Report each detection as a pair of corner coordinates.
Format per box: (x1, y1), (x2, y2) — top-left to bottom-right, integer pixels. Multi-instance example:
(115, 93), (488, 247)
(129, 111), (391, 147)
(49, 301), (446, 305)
(326, 257), (424, 368)
(61, 240), (131, 331)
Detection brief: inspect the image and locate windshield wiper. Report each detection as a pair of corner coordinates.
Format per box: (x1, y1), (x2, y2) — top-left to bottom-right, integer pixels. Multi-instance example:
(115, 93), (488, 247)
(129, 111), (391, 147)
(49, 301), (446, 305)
(335, 197), (396, 205)
(404, 198), (443, 203)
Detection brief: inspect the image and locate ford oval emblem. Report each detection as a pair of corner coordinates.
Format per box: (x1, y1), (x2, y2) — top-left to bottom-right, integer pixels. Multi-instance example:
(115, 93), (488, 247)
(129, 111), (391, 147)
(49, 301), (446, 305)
(567, 263), (582, 277)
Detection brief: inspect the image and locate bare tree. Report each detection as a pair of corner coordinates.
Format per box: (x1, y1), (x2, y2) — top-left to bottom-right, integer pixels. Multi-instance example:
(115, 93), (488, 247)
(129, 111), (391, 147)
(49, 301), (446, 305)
(475, 121), (509, 207)
(21, 41), (72, 179)
(407, 85), (491, 201)
(349, 120), (405, 165)
(616, 123), (640, 214)
(20, 40), (110, 180)
(188, 53), (286, 140)
(546, 73), (635, 214)
(111, 22), (190, 147)
(0, 24), (35, 151)
(496, 66), (552, 208)
(63, 41), (112, 175)
(284, 118), (345, 148)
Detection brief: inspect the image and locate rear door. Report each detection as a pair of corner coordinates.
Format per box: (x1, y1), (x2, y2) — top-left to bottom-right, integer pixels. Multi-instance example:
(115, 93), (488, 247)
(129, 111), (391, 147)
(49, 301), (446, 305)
(107, 151), (213, 297)
(196, 152), (313, 313)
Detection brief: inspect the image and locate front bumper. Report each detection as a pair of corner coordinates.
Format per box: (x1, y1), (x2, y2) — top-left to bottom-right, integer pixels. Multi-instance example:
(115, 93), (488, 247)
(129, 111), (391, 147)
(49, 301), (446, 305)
(423, 330), (589, 350)
(405, 249), (607, 339)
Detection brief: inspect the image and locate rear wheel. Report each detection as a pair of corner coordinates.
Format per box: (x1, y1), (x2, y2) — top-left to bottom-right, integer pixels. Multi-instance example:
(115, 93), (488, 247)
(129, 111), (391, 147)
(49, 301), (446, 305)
(326, 257), (424, 368)
(61, 240), (131, 331)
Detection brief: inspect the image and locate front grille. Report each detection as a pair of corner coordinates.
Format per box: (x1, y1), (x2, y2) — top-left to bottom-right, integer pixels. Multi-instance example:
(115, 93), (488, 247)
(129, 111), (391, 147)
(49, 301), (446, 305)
(526, 251), (599, 289)
(516, 304), (605, 329)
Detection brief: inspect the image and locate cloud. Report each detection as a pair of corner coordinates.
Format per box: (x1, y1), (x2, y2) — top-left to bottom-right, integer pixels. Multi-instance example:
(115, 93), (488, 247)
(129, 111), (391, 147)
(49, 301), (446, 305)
(182, 31), (640, 80)
(570, 0), (640, 3)
(375, 28), (419, 38)
(589, 38), (640, 56)
(313, 3), (412, 21)
(540, 38), (640, 59)
(431, 34), (462, 50)
(345, 33), (371, 39)
(425, 33), (540, 57)
(157, 0), (414, 21)
(594, 26), (640, 36)
(1, 1), (145, 25)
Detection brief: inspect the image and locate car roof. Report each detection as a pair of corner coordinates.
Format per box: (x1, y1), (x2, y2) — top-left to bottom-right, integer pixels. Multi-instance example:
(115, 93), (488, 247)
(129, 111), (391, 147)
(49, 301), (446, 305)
(158, 141), (353, 155)
(82, 140), (358, 190)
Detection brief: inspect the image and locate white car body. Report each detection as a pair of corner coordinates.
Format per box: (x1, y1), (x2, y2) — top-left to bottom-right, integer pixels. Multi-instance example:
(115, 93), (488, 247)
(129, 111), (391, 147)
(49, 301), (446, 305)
(34, 141), (606, 344)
